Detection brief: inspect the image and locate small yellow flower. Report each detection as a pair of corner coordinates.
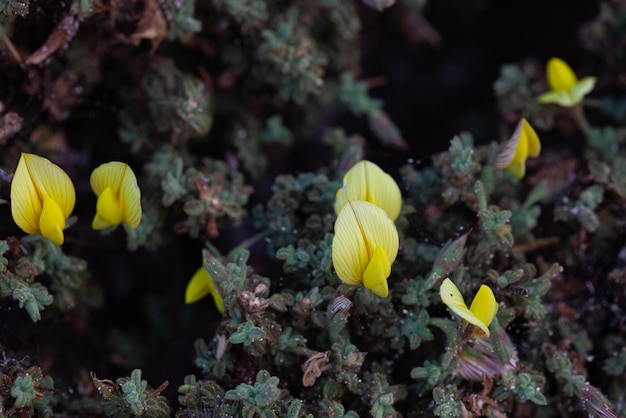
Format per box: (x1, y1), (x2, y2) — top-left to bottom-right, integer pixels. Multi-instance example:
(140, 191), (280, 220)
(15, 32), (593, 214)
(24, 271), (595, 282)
(185, 267), (226, 316)
(494, 118), (541, 178)
(10, 153), (76, 245)
(439, 278), (498, 337)
(90, 162), (142, 230)
(332, 200), (399, 298)
(335, 160), (402, 221)
(538, 57), (596, 107)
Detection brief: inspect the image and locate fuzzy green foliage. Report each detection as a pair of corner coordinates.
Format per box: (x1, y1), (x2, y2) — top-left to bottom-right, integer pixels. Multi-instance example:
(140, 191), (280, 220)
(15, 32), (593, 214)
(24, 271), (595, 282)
(0, 360), (54, 417)
(93, 369), (170, 417)
(0, 0), (28, 16)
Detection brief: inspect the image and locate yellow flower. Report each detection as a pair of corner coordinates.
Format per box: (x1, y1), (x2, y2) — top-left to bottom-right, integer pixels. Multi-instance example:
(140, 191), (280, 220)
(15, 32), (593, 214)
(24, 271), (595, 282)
(332, 200), (399, 298)
(538, 57), (596, 107)
(90, 162), (142, 230)
(335, 160), (402, 221)
(494, 118), (541, 178)
(439, 278), (498, 337)
(10, 153), (76, 245)
(185, 267), (226, 316)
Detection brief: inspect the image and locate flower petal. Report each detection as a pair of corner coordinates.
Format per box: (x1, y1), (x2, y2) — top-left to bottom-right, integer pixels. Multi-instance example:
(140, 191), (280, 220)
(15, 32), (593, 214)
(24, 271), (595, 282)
(96, 187), (123, 226)
(363, 161), (402, 221)
(468, 285), (498, 331)
(39, 194), (66, 245)
(546, 57), (577, 92)
(92, 213), (114, 230)
(521, 119), (541, 158)
(11, 155), (43, 234)
(349, 200), (399, 263)
(335, 161), (368, 215)
(508, 123), (529, 167)
(569, 77), (597, 106)
(185, 267), (213, 303)
(537, 90), (574, 107)
(440, 278), (491, 336)
(120, 166), (142, 228)
(362, 245), (390, 297)
(21, 153), (75, 219)
(90, 162), (142, 229)
(334, 161), (402, 221)
(185, 267), (225, 315)
(506, 162), (526, 179)
(495, 119), (540, 178)
(90, 161), (126, 196)
(333, 201), (399, 290)
(333, 203), (370, 285)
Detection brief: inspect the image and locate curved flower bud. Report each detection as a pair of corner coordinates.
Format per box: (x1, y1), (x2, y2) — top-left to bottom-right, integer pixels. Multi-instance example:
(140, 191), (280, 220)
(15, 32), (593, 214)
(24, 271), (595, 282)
(332, 200), (399, 297)
(494, 118), (541, 178)
(538, 57), (596, 107)
(440, 278), (498, 337)
(10, 153), (76, 245)
(185, 267), (226, 316)
(90, 162), (142, 230)
(335, 160), (402, 221)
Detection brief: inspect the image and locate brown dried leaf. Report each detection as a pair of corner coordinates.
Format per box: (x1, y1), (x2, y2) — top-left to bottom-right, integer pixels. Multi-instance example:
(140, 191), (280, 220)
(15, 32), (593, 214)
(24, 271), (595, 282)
(130, 0), (167, 53)
(90, 372), (116, 400)
(0, 111), (23, 141)
(25, 15), (79, 65)
(301, 351), (331, 387)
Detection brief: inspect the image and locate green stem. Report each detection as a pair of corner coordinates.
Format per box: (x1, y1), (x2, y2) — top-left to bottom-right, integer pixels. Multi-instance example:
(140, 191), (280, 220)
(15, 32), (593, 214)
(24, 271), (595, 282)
(570, 104), (593, 140)
(474, 180), (487, 212)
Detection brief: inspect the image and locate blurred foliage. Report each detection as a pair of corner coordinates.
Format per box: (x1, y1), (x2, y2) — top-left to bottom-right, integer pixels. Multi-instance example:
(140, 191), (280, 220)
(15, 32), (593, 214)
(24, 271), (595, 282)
(0, 0), (626, 417)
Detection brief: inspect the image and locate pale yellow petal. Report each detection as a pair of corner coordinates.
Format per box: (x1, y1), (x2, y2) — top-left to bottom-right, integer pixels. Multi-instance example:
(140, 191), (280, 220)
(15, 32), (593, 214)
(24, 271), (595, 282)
(185, 267), (225, 315)
(22, 153), (75, 218)
(468, 285), (498, 331)
(185, 267), (213, 303)
(335, 161), (402, 221)
(362, 245), (390, 297)
(506, 162), (526, 179)
(348, 200), (399, 264)
(332, 203), (369, 285)
(440, 278), (491, 336)
(546, 57), (577, 91)
(90, 161), (126, 196)
(334, 162), (368, 215)
(334, 188), (346, 216)
(495, 119), (540, 178)
(363, 161), (402, 221)
(96, 187), (123, 226)
(120, 166), (142, 228)
(521, 119), (541, 158)
(494, 119), (524, 169)
(508, 122), (529, 166)
(569, 77), (596, 106)
(39, 194), (65, 245)
(538, 90), (574, 107)
(10, 154), (43, 234)
(92, 213), (114, 230)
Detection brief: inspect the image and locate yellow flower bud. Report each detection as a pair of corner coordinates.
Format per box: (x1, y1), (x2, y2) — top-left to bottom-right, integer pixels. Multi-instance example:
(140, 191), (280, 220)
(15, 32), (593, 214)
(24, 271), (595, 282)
(440, 278), (498, 337)
(538, 57), (596, 107)
(332, 200), (399, 297)
(494, 118), (541, 178)
(185, 267), (226, 316)
(10, 153), (76, 245)
(90, 162), (142, 230)
(335, 160), (402, 221)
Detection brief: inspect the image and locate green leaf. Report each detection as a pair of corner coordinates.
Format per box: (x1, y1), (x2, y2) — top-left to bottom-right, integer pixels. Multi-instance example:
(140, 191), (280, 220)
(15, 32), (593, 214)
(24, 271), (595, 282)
(121, 369), (148, 415)
(11, 374), (37, 408)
